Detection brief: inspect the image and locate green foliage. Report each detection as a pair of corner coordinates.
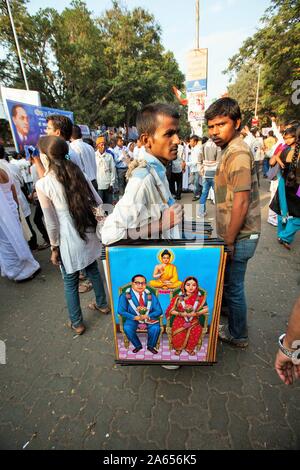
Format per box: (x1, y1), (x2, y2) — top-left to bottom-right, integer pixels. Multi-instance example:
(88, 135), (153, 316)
(0, 0), (184, 128)
(225, 0), (300, 123)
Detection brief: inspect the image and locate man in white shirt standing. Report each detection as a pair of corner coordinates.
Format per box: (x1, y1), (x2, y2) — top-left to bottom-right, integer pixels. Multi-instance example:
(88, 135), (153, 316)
(113, 136), (128, 197)
(70, 125), (97, 190)
(197, 138), (221, 218)
(187, 135), (202, 201)
(95, 137), (116, 205)
(45, 115), (84, 173)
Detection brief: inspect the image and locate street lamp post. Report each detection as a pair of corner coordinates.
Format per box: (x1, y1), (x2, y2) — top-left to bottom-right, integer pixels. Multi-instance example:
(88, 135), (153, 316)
(5, 0), (29, 90)
(254, 64), (262, 119)
(196, 0), (200, 49)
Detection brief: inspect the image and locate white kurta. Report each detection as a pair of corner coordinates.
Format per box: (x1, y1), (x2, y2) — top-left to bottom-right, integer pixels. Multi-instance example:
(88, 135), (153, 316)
(101, 152), (180, 245)
(36, 171), (102, 274)
(70, 139), (97, 181)
(0, 170), (40, 281)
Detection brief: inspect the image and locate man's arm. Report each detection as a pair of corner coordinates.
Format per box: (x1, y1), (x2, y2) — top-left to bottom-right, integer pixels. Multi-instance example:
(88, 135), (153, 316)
(118, 294), (139, 321)
(148, 295), (163, 320)
(224, 191), (250, 250)
(275, 296), (300, 385)
(32, 156), (46, 179)
(127, 204), (183, 240)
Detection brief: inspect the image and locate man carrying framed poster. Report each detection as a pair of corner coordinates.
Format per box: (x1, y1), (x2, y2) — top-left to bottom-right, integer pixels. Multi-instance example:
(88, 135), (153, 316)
(205, 97), (261, 348)
(101, 103), (183, 245)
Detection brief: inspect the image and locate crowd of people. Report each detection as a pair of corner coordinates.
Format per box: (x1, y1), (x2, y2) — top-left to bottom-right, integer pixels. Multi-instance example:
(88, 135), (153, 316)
(0, 98), (299, 382)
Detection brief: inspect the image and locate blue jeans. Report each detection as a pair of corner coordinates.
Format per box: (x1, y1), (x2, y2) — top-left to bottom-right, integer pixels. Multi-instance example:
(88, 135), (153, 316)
(192, 172), (202, 196)
(61, 260), (107, 327)
(199, 178), (214, 214)
(263, 158), (269, 177)
(223, 237), (259, 340)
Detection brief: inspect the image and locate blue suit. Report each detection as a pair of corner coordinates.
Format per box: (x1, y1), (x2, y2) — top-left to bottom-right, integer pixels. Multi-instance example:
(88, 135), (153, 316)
(118, 289), (162, 349)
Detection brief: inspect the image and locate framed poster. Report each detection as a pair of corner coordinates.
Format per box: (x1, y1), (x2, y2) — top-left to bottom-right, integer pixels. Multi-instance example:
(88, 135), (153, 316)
(106, 242), (226, 365)
(5, 99), (74, 155)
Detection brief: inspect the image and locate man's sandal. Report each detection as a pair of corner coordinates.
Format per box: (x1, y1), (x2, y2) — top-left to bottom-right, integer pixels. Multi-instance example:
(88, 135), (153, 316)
(88, 302), (110, 315)
(78, 281), (93, 293)
(67, 321), (86, 335)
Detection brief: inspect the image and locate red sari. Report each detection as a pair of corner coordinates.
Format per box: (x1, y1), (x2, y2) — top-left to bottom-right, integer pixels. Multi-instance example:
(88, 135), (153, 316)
(166, 292), (208, 355)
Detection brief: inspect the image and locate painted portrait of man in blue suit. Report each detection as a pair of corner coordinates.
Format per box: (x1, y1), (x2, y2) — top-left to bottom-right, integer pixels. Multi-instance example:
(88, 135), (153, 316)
(11, 104), (40, 152)
(118, 274), (163, 354)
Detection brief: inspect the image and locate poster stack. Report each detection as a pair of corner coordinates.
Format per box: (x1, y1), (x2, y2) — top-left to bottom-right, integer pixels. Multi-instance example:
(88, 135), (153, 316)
(105, 237), (226, 366)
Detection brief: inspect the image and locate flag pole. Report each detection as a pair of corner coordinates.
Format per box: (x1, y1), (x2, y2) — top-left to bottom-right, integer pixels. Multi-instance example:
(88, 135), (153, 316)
(5, 0), (29, 90)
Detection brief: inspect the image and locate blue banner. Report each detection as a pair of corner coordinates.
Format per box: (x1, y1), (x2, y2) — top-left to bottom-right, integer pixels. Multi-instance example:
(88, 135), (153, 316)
(6, 100), (74, 157)
(186, 79), (207, 93)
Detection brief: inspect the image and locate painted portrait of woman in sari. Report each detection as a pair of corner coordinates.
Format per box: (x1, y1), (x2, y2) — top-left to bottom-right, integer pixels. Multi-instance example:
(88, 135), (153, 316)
(166, 277), (209, 356)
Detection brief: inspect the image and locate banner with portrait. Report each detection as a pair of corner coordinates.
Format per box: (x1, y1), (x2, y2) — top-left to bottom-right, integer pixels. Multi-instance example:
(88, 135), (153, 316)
(106, 241), (226, 365)
(6, 99), (74, 157)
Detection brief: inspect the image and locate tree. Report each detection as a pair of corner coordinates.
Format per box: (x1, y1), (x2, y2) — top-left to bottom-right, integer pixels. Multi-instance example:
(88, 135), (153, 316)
(225, 0), (300, 123)
(97, 1), (184, 128)
(0, 0), (185, 128)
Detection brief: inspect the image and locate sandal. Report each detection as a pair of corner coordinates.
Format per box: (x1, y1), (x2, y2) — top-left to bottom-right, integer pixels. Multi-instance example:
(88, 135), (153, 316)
(78, 281), (93, 294)
(278, 238), (291, 250)
(88, 302), (110, 315)
(67, 321), (86, 335)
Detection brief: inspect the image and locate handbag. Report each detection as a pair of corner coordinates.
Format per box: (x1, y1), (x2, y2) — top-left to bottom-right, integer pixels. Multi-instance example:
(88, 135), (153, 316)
(267, 163), (280, 181)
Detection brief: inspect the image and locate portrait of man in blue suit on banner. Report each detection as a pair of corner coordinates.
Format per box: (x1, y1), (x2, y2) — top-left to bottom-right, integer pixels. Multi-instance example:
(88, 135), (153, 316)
(118, 274), (163, 354)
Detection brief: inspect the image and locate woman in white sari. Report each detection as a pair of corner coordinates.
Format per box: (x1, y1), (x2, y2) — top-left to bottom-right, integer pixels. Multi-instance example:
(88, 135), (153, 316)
(0, 155), (40, 282)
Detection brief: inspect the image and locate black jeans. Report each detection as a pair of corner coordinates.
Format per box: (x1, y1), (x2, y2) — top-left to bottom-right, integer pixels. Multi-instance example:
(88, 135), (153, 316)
(26, 216), (38, 250)
(170, 172), (183, 199)
(33, 201), (50, 244)
(98, 189), (113, 206)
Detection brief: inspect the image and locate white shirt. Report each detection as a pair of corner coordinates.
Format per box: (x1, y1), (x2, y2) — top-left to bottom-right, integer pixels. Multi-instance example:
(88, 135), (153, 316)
(66, 143), (84, 173)
(133, 146), (146, 161)
(243, 133), (257, 157)
(172, 144), (184, 173)
(70, 139), (97, 181)
(187, 144), (202, 173)
(36, 171), (102, 274)
(95, 151), (116, 190)
(1, 160), (31, 218)
(101, 152), (180, 246)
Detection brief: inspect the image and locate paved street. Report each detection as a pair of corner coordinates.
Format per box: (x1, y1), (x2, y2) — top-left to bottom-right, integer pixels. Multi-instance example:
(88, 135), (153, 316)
(0, 179), (299, 450)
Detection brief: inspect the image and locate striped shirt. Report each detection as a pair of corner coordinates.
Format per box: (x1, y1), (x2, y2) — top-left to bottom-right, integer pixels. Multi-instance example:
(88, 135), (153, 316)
(215, 135), (261, 240)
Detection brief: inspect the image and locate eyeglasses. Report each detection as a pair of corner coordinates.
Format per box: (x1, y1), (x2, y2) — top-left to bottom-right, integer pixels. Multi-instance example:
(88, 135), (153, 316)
(133, 281), (146, 286)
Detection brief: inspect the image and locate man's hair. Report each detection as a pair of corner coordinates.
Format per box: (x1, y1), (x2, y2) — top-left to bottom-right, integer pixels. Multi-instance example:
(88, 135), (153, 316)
(109, 138), (117, 147)
(83, 137), (95, 148)
(268, 130), (274, 137)
(136, 103), (180, 136)
(71, 125), (82, 140)
(47, 114), (73, 141)
(131, 274), (147, 283)
(190, 135), (200, 142)
(205, 97), (242, 124)
(0, 144), (5, 159)
(11, 104), (26, 118)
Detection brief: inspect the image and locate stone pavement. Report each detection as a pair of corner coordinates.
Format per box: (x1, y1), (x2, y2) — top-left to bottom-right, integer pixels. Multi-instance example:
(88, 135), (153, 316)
(0, 180), (299, 450)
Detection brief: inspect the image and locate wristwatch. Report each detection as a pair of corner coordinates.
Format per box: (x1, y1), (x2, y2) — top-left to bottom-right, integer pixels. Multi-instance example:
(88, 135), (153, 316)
(278, 334), (300, 364)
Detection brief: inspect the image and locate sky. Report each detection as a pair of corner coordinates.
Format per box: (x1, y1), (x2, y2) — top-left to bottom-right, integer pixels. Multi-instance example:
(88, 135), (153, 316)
(17, 0), (271, 100)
